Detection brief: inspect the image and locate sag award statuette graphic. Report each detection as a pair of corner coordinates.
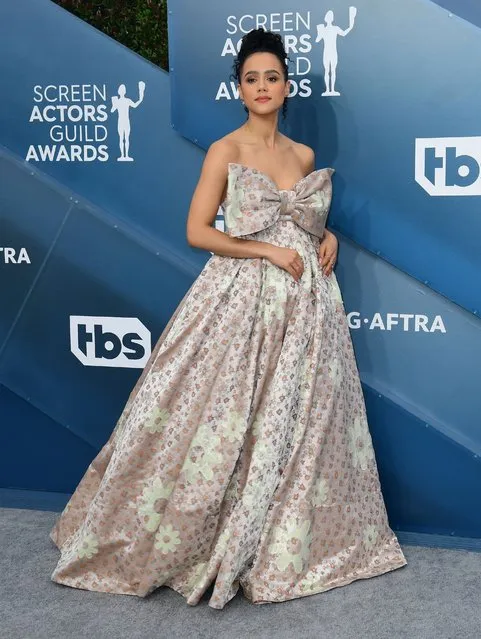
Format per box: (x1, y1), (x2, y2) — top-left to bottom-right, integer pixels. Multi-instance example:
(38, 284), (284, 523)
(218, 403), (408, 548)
(111, 81), (146, 162)
(316, 6), (356, 96)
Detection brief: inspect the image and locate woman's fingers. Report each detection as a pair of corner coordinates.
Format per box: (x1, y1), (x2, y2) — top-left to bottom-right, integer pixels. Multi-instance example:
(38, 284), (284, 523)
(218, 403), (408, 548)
(290, 257), (304, 281)
(318, 246), (328, 267)
(324, 255), (336, 276)
(319, 250), (334, 275)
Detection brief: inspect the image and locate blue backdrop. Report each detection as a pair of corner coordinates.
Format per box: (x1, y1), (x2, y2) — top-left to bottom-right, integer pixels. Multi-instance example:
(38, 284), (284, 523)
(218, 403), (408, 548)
(0, 0), (480, 545)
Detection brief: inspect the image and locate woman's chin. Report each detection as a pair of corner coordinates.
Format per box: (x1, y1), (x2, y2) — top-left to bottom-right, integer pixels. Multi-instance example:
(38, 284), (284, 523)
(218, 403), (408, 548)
(249, 103), (280, 116)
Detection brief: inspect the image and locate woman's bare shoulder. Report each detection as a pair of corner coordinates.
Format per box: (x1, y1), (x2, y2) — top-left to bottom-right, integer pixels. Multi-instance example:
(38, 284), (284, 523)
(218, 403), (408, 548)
(279, 134), (315, 173)
(207, 132), (243, 164)
(197, 134), (244, 190)
(199, 136), (237, 179)
(292, 140), (315, 171)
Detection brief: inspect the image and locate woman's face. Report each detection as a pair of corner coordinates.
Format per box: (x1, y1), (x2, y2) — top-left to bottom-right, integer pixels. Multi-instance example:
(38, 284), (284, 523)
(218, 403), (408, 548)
(238, 52), (289, 117)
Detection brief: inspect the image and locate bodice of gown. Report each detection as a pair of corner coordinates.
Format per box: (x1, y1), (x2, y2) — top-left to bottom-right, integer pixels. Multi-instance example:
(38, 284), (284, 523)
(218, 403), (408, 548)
(222, 163), (335, 239)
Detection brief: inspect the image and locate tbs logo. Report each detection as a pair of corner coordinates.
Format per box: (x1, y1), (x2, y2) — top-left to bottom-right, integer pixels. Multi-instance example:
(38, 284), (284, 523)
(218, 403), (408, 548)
(415, 136), (481, 196)
(70, 316), (151, 368)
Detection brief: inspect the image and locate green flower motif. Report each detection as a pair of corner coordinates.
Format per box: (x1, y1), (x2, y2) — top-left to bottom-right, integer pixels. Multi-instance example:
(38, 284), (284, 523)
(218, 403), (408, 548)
(310, 476), (329, 507)
(224, 174), (245, 232)
(143, 406), (170, 434)
(185, 561), (208, 591)
(255, 440), (277, 464)
(363, 524), (379, 549)
(138, 477), (175, 532)
(299, 569), (320, 592)
(310, 190), (329, 212)
(224, 410), (245, 444)
(251, 413), (264, 439)
(216, 527), (231, 553)
(262, 265), (288, 323)
(268, 519), (313, 573)
(328, 273), (344, 304)
(181, 423), (223, 483)
(77, 532), (99, 559)
(348, 416), (375, 470)
(154, 523), (181, 554)
(183, 449), (223, 482)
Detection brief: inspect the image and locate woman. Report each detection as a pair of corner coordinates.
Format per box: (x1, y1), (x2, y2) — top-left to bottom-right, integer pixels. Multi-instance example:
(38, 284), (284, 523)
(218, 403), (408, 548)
(50, 28), (407, 609)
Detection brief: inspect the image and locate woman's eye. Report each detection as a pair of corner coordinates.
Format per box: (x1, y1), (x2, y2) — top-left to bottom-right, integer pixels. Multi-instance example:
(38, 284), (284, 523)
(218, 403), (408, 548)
(246, 78), (255, 83)
(268, 77), (279, 82)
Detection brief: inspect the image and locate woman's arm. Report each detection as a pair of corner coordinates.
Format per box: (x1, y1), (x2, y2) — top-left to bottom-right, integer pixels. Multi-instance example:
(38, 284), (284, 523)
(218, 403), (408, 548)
(186, 140), (274, 260)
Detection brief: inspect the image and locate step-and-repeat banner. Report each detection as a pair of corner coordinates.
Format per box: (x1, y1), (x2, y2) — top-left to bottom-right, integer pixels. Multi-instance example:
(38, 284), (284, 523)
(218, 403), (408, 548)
(0, 0), (205, 501)
(0, 0), (480, 538)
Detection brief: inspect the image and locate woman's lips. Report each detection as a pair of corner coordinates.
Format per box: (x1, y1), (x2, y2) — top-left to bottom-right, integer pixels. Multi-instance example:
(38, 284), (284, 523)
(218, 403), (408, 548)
(255, 97), (271, 102)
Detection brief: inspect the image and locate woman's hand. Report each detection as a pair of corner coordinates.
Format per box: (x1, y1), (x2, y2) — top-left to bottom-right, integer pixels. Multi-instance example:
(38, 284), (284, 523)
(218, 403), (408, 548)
(264, 245), (304, 282)
(318, 229), (338, 276)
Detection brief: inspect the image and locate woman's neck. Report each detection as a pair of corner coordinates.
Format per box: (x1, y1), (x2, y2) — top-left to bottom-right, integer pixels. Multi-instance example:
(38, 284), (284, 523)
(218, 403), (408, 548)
(243, 113), (280, 149)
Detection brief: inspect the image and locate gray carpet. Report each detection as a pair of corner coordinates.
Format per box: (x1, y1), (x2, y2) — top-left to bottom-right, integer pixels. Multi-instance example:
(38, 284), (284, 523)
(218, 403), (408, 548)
(2, 507), (481, 639)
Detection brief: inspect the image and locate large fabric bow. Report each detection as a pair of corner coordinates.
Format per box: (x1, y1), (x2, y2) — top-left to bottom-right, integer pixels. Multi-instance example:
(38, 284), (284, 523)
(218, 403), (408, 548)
(223, 164), (335, 239)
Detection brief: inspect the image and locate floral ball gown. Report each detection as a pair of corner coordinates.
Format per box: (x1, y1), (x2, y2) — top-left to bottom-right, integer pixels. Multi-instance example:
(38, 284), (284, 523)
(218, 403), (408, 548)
(50, 162), (407, 609)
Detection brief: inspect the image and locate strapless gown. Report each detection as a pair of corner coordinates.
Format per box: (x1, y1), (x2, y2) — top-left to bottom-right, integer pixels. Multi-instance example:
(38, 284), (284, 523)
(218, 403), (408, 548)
(49, 163), (407, 609)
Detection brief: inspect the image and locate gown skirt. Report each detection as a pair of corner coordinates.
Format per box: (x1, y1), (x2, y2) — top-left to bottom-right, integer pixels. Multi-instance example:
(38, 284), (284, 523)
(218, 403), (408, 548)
(49, 164), (407, 609)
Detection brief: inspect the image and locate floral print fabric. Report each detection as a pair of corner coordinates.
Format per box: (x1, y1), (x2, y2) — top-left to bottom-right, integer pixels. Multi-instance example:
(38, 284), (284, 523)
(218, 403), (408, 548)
(224, 163), (333, 239)
(49, 165), (407, 609)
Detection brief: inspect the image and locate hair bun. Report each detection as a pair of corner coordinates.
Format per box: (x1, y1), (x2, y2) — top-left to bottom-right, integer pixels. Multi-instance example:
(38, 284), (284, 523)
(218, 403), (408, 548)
(242, 27), (284, 49)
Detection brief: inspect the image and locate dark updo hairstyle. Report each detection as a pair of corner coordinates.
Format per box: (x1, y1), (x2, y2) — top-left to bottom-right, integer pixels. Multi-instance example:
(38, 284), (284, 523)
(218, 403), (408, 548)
(231, 28), (290, 120)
